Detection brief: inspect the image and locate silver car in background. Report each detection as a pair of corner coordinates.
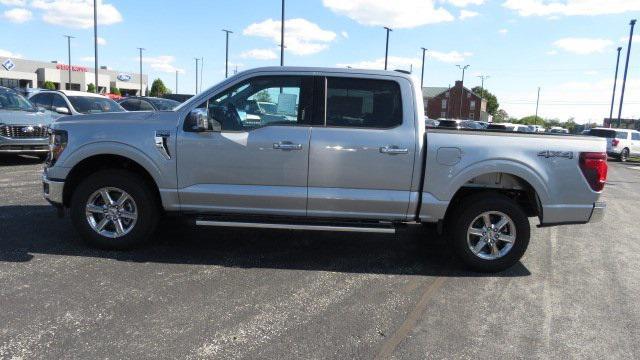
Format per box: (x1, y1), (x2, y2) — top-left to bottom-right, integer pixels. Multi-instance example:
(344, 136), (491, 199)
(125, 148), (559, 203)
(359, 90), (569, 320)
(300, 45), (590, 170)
(0, 86), (52, 158)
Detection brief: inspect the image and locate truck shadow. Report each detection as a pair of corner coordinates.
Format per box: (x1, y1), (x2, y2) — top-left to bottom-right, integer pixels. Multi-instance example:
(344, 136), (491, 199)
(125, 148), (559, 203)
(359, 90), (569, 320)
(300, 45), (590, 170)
(0, 154), (44, 166)
(0, 205), (530, 277)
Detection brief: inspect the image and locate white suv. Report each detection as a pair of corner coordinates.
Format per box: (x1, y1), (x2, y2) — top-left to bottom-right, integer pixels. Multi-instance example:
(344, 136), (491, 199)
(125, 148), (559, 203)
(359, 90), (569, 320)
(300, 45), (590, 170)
(588, 127), (640, 162)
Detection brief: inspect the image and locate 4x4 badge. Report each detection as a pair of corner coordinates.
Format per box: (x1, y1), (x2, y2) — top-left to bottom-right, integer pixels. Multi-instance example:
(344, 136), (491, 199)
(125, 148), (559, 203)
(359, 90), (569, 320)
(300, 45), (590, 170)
(537, 150), (573, 159)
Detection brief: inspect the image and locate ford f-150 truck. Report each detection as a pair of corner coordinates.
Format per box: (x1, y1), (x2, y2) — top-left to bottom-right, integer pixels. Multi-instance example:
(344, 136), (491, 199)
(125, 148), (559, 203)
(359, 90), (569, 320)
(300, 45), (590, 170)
(42, 67), (608, 272)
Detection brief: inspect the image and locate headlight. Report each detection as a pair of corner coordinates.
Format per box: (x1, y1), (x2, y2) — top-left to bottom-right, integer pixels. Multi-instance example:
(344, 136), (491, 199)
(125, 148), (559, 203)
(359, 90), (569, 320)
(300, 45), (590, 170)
(47, 129), (67, 166)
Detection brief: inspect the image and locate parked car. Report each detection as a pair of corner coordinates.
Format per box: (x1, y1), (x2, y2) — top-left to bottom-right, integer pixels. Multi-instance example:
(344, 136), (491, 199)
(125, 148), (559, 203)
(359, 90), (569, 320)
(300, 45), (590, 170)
(42, 66), (607, 273)
(437, 119), (464, 129)
(161, 94), (194, 103)
(588, 127), (640, 162)
(529, 125), (546, 133)
(486, 123), (532, 132)
(548, 127), (569, 134)
(425, 117), (439, 128)
(0, 86), (52, 159)
(29, 90), (125, 121)
(118, 96), (181, 111)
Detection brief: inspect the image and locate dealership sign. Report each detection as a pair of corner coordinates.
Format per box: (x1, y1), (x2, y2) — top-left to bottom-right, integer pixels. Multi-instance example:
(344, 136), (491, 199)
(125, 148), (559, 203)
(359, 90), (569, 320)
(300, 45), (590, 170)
(56, 64), (88, 72)
(2, 59), (15, 71)
(117, 73), (132, 82)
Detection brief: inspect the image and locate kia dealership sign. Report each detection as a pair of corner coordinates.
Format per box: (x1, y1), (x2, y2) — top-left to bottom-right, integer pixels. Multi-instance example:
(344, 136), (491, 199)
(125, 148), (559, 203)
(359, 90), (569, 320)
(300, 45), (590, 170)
(56, 64), (88, 72)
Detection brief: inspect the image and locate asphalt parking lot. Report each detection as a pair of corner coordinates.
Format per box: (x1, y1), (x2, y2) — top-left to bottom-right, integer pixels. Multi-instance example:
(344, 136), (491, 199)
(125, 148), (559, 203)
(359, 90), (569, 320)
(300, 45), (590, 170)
(1, 155), (639, 359)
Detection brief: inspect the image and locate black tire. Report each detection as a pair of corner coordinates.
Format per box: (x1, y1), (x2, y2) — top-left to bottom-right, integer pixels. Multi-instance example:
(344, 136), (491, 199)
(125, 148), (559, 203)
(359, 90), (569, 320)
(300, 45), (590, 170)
(70, 169), (159, 250)
(619, 148), (629, 162)
(449, 192), (530, 273)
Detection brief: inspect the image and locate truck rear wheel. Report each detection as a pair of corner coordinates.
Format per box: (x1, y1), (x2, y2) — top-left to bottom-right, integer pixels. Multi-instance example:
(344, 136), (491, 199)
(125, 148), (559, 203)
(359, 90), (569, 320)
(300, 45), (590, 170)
(70, 169), (159, 250)
(449, 192), (530, 273)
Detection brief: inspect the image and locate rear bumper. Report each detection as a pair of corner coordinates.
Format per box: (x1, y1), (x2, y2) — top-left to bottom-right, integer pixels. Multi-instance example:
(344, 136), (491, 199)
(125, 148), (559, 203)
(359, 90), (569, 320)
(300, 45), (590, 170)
(0, 137), (48, 153)
(42, 173), (64, 206)
(539, 201), (605, 227)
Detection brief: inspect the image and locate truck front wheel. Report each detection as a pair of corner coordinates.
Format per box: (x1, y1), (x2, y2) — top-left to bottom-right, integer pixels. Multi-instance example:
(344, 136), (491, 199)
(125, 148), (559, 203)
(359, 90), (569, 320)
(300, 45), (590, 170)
(449, 193), (530, 273)
(70, 169), (159, 250)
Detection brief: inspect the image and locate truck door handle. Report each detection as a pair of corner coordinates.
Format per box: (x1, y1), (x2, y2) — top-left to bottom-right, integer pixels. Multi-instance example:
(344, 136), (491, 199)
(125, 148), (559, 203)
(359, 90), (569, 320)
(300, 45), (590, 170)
(380, 146), (408, 155)
(273, 141), (303, 151)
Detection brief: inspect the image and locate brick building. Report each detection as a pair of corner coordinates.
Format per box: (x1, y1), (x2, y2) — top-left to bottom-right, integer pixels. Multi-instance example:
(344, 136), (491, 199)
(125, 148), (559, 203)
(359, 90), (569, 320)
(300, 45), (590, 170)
(423, 80), (488, 121)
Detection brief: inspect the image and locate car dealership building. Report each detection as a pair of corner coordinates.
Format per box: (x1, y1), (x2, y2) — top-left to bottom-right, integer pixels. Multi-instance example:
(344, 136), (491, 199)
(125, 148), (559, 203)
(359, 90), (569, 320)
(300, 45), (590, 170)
(1, 57), (147, 96)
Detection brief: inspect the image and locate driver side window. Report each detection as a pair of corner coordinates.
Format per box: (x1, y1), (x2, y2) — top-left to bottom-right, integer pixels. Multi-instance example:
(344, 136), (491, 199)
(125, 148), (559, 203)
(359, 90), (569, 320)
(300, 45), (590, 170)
(197, 76), (312, 131)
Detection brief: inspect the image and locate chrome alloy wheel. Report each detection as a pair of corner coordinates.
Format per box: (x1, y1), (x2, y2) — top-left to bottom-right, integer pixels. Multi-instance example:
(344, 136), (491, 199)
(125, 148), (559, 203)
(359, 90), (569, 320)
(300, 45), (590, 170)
(467, 211), (516, 260)
(85, 187), (138, 238)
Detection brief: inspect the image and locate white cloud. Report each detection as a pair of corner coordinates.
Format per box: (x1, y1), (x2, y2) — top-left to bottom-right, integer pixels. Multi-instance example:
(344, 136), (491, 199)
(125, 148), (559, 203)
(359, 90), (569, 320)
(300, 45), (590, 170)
(240, 48), (278, 60)
(3, 7), (32, 23)
(141, 55), (184, 74)
(243, 18), (336, 56)
(0, 0), (26, 5)
(619, 36), (640, 44)
(30, 0), (122, 28)
(503, 0), (640, 17)
(546, 49), (558, 55)
(323, 0), (454, 28)
(446, 0), (485, 7)
(0, 48), (23, 58)
(97, 36), (106, 45)
(553, 37), (613, 55)
(429, 50), (473, 63)
(498, 28), (508, 34)
(341, 31), (349, 38)
(459, 10), (479, 20)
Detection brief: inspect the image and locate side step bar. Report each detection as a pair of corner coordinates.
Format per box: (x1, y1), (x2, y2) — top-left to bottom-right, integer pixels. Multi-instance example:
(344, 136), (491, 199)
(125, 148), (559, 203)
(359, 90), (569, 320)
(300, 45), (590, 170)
(195, 220), (396, 234)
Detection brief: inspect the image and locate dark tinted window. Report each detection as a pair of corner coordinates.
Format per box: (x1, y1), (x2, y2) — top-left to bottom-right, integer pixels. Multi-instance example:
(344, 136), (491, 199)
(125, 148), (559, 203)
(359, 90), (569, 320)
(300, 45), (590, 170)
(31, 93), (53, 110)
(438, 120), (460, 128)
(138, 100), (155, 111)
(67, 96), (124, 114)
(326, 77), (402, 128)
(617, 131), (629, 139)
(148, 98), (180, 110)
(119, 99), (139, 111)
(632, 132), (640, 140)
(52, 94), (68, 109)
(487, 124), (506, 130)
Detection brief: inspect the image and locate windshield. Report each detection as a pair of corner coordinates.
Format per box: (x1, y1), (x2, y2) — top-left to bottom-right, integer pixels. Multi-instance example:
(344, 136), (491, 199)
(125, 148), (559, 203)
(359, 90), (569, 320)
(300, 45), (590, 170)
(148, 98), (180, 110)
(67, 96), (125, 114)
(0, 88), (35, 112)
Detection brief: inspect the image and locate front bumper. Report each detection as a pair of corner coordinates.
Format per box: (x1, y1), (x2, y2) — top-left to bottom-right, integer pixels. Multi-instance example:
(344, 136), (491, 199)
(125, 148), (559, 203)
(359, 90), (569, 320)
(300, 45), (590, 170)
(0, 136), (48, 154)
(589, 201), (606, 223)
(42, 173), (64, 205)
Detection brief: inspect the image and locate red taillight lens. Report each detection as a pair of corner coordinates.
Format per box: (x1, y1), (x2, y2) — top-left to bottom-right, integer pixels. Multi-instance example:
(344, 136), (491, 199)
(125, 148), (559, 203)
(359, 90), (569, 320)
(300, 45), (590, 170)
(579, 152), (608, 192)
(612, 138), (619, 147)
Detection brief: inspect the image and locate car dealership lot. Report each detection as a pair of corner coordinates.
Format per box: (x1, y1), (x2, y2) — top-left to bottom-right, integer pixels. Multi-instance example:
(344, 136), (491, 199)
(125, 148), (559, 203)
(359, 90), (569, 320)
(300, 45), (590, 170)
(1, 156), (639, 359)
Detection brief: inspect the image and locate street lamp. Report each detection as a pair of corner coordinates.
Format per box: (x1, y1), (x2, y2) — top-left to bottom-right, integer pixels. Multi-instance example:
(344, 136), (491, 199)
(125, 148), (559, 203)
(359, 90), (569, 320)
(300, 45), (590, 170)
(93, 0), (98, 93)
(456, 64), (470, 119)
(420, 47), (427, 88)
(63, 35), (74, 90)
(280, 0), (285, 66)
(617, 19), (636, 127)
(383, 27), (392, 70)
(194, 57), (200, 94)
(137, 48), (145, 96)
(609, 47), (623, 123)
(175, 70), (179, 94)
(477, 74), (489, 118)
(222, 29), (233, 78)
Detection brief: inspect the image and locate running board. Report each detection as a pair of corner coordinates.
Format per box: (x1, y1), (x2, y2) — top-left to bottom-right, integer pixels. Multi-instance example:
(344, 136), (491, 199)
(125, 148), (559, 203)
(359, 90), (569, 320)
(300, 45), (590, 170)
(195, 220), (396, 234)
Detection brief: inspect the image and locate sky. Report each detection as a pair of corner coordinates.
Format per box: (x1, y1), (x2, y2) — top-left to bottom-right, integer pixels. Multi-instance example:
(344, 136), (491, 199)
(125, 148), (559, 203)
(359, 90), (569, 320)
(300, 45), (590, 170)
(2, 0), (640, 124)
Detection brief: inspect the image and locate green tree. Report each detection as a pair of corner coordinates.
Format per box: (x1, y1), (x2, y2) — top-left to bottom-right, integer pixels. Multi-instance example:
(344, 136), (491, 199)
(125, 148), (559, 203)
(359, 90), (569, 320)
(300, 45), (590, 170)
(110, 86), (121, 95)
(518, 115), (545, 125)
(149, 79), (171, 97)
(254, 90), (272, 103)
(471, 86), (499, 116)
(493, 109), (509, 123)
(43, 81), (56, 90)
(87, 83), (96, 93)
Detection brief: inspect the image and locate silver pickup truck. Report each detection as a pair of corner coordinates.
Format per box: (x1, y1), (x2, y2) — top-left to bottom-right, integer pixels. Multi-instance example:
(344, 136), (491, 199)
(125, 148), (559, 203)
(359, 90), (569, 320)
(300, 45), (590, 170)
(42, 67), (608, 272)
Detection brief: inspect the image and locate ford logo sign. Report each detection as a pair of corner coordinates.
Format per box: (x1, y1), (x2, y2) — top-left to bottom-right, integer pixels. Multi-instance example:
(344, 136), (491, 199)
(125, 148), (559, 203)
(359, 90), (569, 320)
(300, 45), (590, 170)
(22, 126), (35, 133)
(117, 73), (132, 82)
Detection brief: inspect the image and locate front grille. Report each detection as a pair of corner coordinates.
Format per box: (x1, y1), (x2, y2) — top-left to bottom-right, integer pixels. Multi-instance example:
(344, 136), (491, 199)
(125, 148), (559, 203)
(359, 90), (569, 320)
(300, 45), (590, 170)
(0, 125), (48, 139)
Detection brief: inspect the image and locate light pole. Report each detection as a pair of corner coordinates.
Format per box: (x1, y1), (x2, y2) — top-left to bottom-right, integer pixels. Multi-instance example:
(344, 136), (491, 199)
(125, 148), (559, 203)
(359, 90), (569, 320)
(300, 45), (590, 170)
(420, 47), (427, 88)
(175, 70), (178, 94)
(535, 87), (541, 125)
(63, 35), (74, 90)
(383, 27), (392, 70)
(137, 47), (144, 96)
(609, 47), (623, 123)
(280, 0), (285, 66)
(456, 64), (470, 119)
(477, 74), (489, 119)
(222, 29), (232, 78)
(194, 57), (199, 94)
(618, 19), (636, 127)
(93, 0), (98, 93)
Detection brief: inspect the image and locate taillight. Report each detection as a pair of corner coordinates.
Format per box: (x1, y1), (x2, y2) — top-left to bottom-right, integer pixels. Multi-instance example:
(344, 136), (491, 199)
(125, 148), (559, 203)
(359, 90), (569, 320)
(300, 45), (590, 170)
(612, 138), (619, 147)
(579, 152), (607, 192)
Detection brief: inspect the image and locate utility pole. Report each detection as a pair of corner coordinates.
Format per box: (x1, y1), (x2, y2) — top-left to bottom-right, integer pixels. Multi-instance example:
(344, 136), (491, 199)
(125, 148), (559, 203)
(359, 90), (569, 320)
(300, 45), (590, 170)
(93, 0), (98, 93)
(477, 74), (489, 120)
(618, 19), (636, 127)
(383, 27), (392, 70)
(420, 47), (427, 88)
(63, 35), (74, 90)
(175, 70), (178, 94)
(194, 57), (199, 94)
(456, 64), (470, 119)
(222, 29), (232, 78)
(609, 47), (623, 123)
(535, 87), (541, 126)
(280, 0), (285, 66)
(137, 47), (144, 96)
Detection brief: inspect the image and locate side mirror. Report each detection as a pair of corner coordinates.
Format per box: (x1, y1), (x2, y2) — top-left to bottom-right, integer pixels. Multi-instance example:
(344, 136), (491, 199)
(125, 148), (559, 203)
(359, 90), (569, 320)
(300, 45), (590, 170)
(188, 109), (221, 132)
(55, 107), (70, 115)
(37, 106), (46, 113)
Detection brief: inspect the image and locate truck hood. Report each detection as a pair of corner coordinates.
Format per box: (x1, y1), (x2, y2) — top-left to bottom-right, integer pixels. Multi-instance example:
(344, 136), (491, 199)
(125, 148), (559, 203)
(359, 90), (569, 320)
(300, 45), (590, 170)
(0, 109), (52, 126)
(54, 111), (157, 125)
